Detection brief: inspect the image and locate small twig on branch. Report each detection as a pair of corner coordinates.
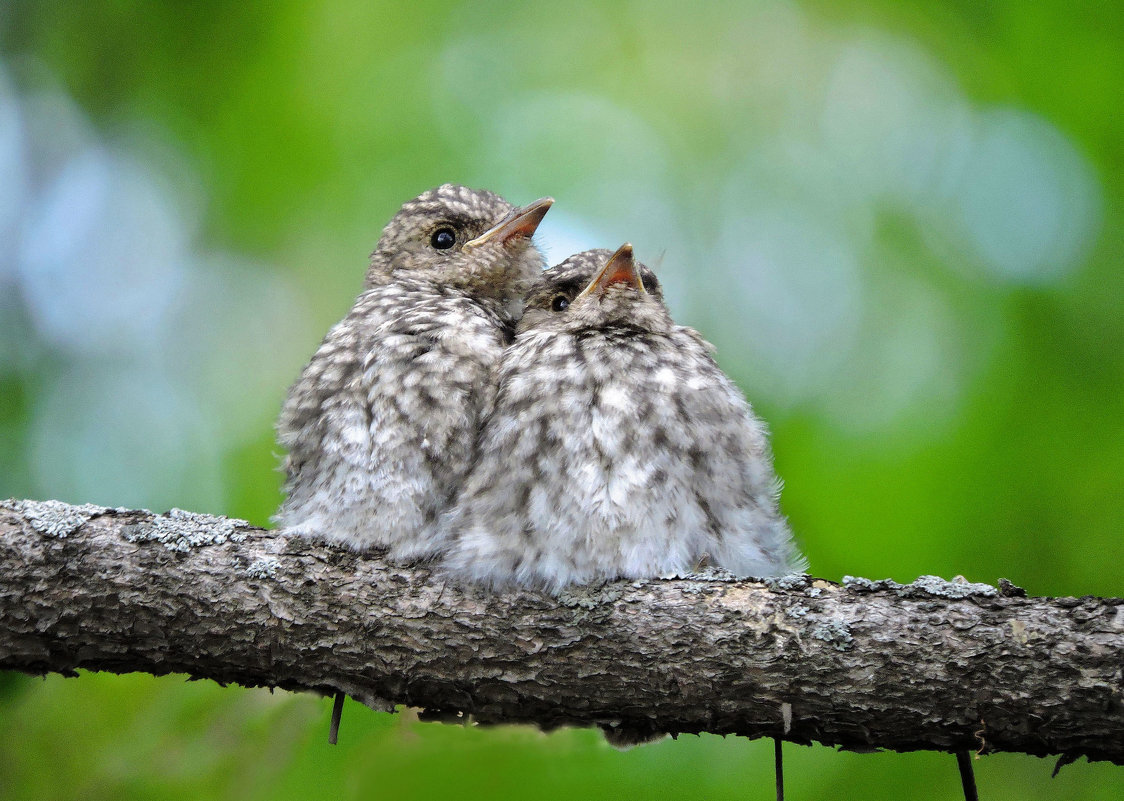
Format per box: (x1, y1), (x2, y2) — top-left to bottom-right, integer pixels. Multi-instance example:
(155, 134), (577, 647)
(774, 737), (784, 801)
(0, 499), (1121, 766)
(329, 692), (345, 745)
(956, 751), (978, 801)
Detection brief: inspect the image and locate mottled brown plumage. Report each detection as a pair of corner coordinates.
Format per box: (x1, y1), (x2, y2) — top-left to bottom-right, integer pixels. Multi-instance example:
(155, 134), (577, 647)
(442, 244), (805, 591)
(275, 184), (551, 559)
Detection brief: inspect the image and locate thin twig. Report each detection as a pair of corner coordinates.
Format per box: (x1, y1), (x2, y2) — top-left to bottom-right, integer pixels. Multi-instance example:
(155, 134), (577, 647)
(774, 737), (784, 801)
(328, 692), (345, 745)
(956, 751), (978, 801)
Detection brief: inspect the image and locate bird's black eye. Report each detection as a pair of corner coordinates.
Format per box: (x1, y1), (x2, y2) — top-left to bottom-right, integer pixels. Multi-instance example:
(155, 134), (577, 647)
(430, 227), (456, 250)
(551, 295), (570, 312)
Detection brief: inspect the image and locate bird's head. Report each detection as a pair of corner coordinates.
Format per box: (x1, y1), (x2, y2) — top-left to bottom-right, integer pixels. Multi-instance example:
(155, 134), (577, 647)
(366, 184), (552, 305)
(517, 244), (671, 336)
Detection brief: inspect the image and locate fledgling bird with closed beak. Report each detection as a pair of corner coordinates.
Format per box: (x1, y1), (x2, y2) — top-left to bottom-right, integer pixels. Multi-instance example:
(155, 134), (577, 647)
(275, 184), (553, 560)
(442, 244), (806, 592)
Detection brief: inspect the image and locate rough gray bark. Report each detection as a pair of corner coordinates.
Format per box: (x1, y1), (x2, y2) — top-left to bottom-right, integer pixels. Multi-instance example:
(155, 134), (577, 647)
(1, 499), (1121, 764)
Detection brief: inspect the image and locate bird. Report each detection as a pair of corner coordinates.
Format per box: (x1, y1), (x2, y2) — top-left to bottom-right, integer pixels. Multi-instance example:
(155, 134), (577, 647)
(441, 243), (806, 592)
(275, 183), (553, 560)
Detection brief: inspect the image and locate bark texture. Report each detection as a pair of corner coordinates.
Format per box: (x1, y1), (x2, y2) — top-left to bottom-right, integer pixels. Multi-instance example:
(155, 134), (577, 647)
(1, 499), (1121, 764)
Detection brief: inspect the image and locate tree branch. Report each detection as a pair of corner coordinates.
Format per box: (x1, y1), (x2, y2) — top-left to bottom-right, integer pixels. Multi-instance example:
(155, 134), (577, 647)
(1, 499), (1121, 764)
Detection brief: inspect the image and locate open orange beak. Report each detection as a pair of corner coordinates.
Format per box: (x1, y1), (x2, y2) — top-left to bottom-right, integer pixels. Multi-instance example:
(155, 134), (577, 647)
(462, 197), (554, 252)
(576, 243), (645, 299)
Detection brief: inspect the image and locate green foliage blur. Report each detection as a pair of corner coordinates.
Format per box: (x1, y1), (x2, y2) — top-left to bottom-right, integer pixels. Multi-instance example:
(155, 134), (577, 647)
(0, 1), (1121, 799)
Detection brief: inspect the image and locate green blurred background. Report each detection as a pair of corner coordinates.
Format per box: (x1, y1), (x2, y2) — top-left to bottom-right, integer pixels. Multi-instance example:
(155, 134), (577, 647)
(1, 1), (1121, 798)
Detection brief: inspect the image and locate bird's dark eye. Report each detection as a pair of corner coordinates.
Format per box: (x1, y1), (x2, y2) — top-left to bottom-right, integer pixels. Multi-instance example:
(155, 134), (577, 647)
(430, 228), (456, 250)
(551, 295), (570, 312)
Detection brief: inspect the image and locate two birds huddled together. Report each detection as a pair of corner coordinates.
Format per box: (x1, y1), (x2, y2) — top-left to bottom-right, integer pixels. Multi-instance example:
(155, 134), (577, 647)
(276, 184), (805, 592)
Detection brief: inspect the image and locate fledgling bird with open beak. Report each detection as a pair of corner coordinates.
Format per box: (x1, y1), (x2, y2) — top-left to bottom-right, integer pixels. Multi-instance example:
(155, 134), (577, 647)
(275, 184), (553, 560)
(441, 244), (806, 591)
